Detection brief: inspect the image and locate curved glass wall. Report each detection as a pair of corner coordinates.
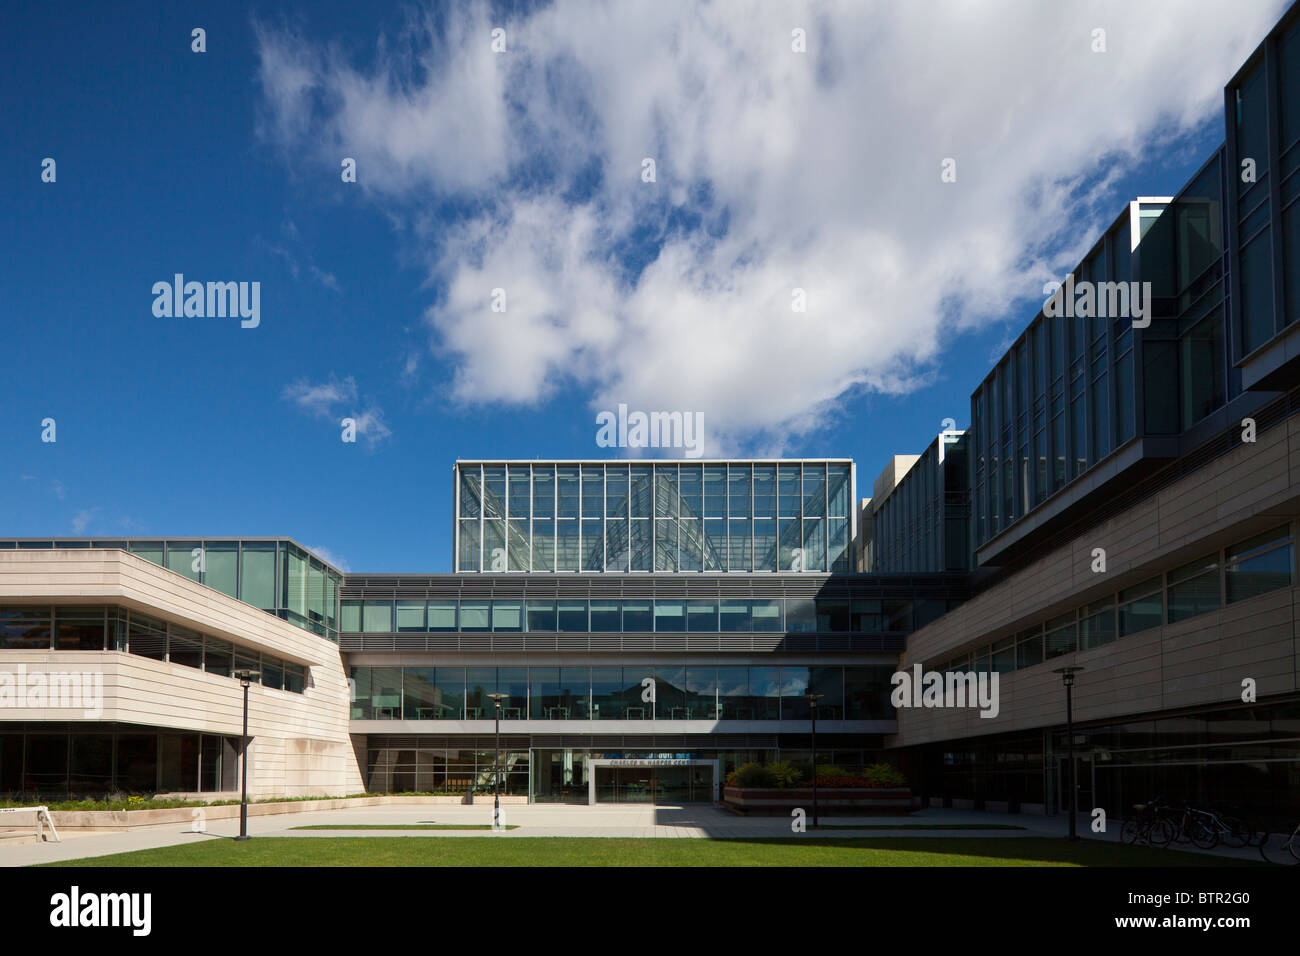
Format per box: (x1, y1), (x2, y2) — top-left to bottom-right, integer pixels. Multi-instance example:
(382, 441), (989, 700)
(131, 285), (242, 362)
(0, 538), (342, 642)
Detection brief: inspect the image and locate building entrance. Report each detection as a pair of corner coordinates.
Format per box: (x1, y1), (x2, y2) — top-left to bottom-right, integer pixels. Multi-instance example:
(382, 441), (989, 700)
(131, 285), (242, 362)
(588, 759), (720, 804)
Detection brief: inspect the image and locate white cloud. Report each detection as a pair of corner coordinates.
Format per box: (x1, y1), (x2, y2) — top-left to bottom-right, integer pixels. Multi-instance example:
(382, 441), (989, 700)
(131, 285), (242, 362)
(282, 375), (392, 447)
(305, 544), (351, 573)
(255, 0), (1287, 452)
(70, 508), (96, 534)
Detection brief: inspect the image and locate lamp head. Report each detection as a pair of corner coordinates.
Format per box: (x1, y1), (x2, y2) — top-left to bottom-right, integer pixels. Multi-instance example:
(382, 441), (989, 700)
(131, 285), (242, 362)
(1052, 665), (1084, 687)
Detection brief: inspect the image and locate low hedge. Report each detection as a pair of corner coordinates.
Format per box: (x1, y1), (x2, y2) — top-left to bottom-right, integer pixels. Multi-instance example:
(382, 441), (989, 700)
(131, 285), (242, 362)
(0, 791), (472, 812)
(725, 761), (907, 790)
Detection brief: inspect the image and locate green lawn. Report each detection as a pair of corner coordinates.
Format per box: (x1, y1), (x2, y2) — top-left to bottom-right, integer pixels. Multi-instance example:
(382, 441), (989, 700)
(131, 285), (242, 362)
(809, 824), (1026, 830)
(289, 824), (519, 831)
(43, 836), (1266, 867)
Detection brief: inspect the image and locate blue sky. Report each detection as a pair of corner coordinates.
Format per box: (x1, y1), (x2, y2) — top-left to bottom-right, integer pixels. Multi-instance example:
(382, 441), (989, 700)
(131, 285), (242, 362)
(0, 0), (1285, 572)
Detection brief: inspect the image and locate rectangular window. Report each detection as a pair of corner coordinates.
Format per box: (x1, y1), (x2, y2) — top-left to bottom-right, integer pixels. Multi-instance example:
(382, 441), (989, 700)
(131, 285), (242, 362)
(457, 520), (480, 572)
(205, 543), (238, 599)
(283, 664), (306, 694)
(1044, 612), (1076, 659)
(785, 598), (815, 632)
(435, 667), (465, 718)
(653, 600), (685, 632)
(532, 466), (555, 518)
(685, 666), (717, 719)
(362, 601), (393, 633)
(167, 627), (203, 668)
(719, 600), (751, 632)
(591, 667), (628, 720)
(621, 601), (651, 632)
(54, 607), (106, 651)
(531, 519), (554, 571)
(129, 541), (164, 566)
(402, 667), (438, 719)
(525, 600), (555, 632)
(491, 601), (522, 632)
(366, 667), (403, 719)
(991, 638), (1016, 673)
(285, 549), (308, 617)
(1181, 310), (1226, 427)
(581, 519), (603, 571)
(1118, 577), (1164, 635)
(396, 601), (426, 632)
(589, 600), (620, 632)
(686, 600), (718, 632)
(556, 520), (579, 571)
(1168, 553), (1220, 623)
(459, 465), (482, 518)
(240, 544), (276, 610)
(1080, 598), (1116, 649)
(1240, 231), (1275, 354)
(1225, 526), (1293, 603)
(1016, 627), (1042, 669)
(750, 599), (783, 632)
(204, 638), (232, 677)
(557, 601), (588, 632)
(341, 600), (362, 633)
(428, 601), (457, 631)
(128, 615), (167, 660)
(166, 542), (202, 581)
(458, 602), (490, 632)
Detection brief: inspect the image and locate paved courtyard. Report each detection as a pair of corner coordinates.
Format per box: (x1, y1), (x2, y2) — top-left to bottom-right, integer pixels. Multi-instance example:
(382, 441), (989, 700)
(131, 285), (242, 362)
(0, 803), (1269, 866)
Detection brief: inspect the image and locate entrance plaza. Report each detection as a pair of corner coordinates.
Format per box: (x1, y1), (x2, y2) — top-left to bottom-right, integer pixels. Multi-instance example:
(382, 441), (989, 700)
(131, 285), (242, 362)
(0, 803), (1270, 867)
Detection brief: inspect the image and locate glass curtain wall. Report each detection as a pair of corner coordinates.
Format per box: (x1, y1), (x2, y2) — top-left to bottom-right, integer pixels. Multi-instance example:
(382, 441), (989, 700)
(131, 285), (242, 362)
(454, 462), (852, 572)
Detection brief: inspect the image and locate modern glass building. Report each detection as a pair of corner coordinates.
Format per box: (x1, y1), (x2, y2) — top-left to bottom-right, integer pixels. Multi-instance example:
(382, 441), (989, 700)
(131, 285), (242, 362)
(875, 0), (1300, 820)
(453, 460), (856, 574)
(339, 568), (964, 801)
(4, 2), (1300, 814)
(869, 431), (970, 574)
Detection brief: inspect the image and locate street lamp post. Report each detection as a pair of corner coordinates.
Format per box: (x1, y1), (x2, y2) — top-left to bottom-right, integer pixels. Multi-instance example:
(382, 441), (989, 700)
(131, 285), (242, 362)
(805, 691), (824, 828)
(1053, 666), (1085, 841)
(233, 669), (259, 842)
(487, 692), (509, 829)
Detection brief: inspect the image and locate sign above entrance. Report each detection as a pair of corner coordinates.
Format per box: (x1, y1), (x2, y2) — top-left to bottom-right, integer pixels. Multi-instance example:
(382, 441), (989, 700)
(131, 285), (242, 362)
(606, 759), (692, 767)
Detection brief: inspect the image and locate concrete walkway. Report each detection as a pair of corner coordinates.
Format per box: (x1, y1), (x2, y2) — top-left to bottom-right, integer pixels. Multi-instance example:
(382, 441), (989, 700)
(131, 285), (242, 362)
(0, 804), (1273, 866)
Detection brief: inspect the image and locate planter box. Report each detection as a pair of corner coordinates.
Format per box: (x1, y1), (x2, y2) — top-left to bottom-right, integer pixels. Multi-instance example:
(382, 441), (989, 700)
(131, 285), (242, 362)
(723, 786), (912, 815)
(41, 794), (528, 832)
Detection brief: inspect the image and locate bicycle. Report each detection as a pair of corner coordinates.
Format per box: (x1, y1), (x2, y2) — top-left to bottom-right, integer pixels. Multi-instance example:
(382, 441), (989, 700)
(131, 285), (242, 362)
(1162, 801), (1220, 850)
(1121, 798), (1176, 847)
(1259, 820), (1300, 864)
(1199, 806), (1253, 849)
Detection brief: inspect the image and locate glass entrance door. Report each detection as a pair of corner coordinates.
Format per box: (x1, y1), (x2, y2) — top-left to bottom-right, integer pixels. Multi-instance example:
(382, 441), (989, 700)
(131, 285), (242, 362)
(593, 765), (714, 803)
(1057, 753), (1094, 815)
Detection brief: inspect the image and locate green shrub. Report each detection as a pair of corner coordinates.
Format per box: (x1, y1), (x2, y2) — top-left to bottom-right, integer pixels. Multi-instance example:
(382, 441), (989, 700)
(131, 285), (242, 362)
(768, 761), (804, 788)
(727, 762), (777, 788)
(861, 762), (907, 787)
(726, 761), (809, 789)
